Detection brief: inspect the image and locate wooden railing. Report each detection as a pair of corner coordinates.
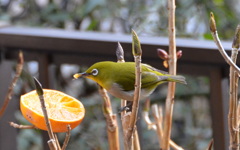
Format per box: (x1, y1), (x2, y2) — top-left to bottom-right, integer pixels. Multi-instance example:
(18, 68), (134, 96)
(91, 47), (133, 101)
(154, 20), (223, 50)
(0, 26), (234, 150)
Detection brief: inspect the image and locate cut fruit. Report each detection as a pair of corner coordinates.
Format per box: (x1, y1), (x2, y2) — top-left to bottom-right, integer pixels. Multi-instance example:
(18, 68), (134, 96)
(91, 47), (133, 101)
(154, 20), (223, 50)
(20, 89), (85, 132)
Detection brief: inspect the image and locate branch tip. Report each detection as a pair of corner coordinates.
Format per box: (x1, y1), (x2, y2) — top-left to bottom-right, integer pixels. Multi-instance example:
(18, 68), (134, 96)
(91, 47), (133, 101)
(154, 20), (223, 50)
(232, 24), (240, 49)
(209, 12), (217, 32)
(132, 30), (142, 56)
(33, 77), (43, 96)
(116, 42), (125, 62)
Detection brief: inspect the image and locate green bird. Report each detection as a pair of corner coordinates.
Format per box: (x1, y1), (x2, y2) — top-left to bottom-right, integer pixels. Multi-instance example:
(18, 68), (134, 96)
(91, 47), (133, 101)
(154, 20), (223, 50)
(73, 61), (186, 101)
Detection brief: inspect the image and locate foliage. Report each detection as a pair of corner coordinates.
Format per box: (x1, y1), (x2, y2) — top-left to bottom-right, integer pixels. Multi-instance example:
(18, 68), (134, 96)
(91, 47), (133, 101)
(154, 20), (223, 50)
(0, 0), (239, 39)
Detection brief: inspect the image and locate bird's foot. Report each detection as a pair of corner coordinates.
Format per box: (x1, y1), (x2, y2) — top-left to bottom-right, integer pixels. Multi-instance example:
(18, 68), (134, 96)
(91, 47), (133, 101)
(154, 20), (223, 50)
(118, 106), (130, 113)
(118, 101), (133, 113)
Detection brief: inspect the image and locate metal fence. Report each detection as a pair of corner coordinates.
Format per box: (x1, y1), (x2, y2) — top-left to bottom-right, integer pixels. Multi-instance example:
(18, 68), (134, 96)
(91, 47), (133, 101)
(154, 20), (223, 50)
(0, 26), (234, 150)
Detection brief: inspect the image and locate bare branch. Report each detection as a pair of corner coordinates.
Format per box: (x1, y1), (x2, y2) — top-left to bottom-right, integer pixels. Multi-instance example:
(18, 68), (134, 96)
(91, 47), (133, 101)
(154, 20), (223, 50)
(228, 24), (240, 150)
(206, 139), (214, 150)
(126, 30), (142, 149)
(98, 86), (120, 150)
(0, 51), (24, 118)
(62, 125), (71, 150)
(34, 78), (57, 149)
(162, 0), (177, 149)
(210, 13), (240, 75)
(210, 12), (240, 150)
(9, 122), (37, 129)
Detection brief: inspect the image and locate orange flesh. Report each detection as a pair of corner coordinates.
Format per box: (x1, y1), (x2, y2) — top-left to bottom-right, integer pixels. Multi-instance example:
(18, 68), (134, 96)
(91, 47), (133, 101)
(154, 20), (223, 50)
(20, 89), (85, 132)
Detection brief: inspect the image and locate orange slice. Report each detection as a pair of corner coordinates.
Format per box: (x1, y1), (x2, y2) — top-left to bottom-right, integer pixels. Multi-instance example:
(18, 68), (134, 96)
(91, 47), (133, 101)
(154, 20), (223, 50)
(20, 89), (85, 132)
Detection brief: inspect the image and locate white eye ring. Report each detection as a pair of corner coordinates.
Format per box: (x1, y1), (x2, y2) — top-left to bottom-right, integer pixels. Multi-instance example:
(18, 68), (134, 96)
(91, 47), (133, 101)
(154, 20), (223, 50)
(91, 69), (98, 76)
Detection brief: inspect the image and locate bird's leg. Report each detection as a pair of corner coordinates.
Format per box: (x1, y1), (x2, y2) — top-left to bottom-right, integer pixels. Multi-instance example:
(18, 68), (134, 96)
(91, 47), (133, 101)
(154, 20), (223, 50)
(118, 101), (133, 113)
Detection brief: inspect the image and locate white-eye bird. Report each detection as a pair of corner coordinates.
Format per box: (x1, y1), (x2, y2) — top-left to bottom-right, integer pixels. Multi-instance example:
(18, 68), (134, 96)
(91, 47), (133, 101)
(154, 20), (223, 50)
(73, 61), (186, 101)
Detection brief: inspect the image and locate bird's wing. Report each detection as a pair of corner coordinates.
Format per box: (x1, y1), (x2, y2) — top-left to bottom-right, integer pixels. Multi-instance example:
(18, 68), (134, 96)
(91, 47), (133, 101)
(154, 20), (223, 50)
(141, 71), (169, 89)
(114, 64), (173, 92)
(114, 72), (135, 91)
(142, 64), (169, 75)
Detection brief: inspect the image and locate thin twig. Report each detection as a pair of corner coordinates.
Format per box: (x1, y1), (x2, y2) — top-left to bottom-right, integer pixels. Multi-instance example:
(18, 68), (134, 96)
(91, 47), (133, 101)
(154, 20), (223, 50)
(9, 122), (37, 129)
(0, 51), (24, 118)
(34, 78), (57, 150)
(162, 0), (177, 149)
(62, 125), (71, 150)
(126, 30), (142, 149)
(143, 107), (184, 150)
(210, 13), (240, 150)
(209, 13), (240, 75)
(206, 139), (214, 150)
(152, 104), (163, 145)
(54, 134), (61, 150)
(151, 104), (184, 150)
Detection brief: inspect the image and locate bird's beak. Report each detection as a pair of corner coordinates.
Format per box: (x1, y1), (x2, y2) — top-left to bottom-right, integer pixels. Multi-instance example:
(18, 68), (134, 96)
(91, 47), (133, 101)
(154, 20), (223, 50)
(73, 72), (89, 79)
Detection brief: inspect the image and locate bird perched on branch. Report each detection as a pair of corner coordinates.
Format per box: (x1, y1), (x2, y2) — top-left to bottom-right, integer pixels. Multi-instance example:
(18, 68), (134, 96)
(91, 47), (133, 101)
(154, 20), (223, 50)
(73, 61), (186, 101)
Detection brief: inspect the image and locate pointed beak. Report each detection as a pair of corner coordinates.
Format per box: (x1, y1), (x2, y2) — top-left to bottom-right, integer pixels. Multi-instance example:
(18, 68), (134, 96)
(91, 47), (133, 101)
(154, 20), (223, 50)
(73, 72), (89, 79)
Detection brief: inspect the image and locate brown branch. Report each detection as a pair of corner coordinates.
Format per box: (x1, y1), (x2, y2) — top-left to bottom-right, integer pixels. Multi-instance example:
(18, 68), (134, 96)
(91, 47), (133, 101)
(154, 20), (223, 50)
(237, 102), (240, 127)
(48, 139), (57, 150)
(152, 104), (163, 145)
(146, 104), (183, 150)
(209, 13), (240, 75)
(98, 86), (120, 150)
(62, 125), (71, 150)
(0, 51), (24, 118)
(34, 78), (57, 150)
(133, 129), (140, 150)
(228, 25), (240, 150)
(9, 122), (37, 129)
(206, 139), (214, 150)
(125, 30), (142, 149)
(210, 13), (240, 150)
(54, 134), (61, 150)
(162, 0), (177, 149)
(122, 112), (131, 149)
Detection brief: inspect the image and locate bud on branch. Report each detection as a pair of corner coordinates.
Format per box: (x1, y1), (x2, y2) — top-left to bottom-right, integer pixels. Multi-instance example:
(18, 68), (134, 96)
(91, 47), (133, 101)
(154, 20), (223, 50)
(132, 30), (142, 56)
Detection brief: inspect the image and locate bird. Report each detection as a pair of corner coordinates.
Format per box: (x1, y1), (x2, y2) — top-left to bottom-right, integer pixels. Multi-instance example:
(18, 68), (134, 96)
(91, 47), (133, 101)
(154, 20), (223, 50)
(73, 61), (186, 101)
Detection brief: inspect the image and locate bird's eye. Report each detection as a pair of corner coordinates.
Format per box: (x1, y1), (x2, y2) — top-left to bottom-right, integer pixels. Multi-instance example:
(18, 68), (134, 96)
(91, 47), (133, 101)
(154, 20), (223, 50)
(91, 69), (98, 76)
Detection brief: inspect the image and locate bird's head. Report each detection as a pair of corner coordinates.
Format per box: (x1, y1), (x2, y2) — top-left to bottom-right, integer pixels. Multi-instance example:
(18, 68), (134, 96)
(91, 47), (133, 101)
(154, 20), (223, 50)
(73, 62), (114, 85)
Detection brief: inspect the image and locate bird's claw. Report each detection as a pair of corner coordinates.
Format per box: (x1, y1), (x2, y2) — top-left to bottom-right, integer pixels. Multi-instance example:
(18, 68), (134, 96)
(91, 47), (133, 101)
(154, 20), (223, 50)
(118, 106), (130, 113)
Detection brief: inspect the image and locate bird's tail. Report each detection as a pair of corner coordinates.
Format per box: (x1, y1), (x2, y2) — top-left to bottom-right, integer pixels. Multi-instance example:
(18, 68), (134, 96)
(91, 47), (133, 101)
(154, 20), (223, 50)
(168, 75), (187, 84)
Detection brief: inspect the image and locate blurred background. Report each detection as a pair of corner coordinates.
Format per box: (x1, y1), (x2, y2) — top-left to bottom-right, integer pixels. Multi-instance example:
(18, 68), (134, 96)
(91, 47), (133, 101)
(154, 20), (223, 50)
(0, 0), (240, 150)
